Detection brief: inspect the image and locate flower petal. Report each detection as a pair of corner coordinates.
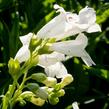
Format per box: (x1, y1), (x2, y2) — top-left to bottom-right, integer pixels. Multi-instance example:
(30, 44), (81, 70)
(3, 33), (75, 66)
(36, 14), (67, 40)
(44, 62), (68, 78)
(87, 23), (101, 33)
(79, 6), (96, 25)
(20, 33), (34, 45)
(15, 45), (30, 63)
(38, 52), (65, 67)
(81, 50), (96, 66)
(54, 4), (66, 13)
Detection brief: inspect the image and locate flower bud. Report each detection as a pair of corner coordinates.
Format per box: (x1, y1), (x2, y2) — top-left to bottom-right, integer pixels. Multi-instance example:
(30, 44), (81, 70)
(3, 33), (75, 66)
(47, 38), (56, 43)
(54, 83), (62, 91)
(55, 89), (65, 97)
(61, 74), (73, 88)
(26, 83), (39, 93)
(49, 89), (65, 98)
(36, 87), (48, 100)
(42, 77), (57, 87)
(18, 91), (33, 100)
(31, 73), (47, 83)
(30, 55), (39, 66)
(8, 58), (20, 79)
(18, 91), (45, 106)
(31, 97), (45, 106)
(29, 36), (42, 53)
(49, 95), (59, 105)
(38, 43), (53, 54)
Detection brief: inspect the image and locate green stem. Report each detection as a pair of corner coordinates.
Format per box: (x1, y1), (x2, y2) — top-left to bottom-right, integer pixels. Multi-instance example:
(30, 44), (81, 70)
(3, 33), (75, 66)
(10, 72), (28, 107)
(2, 81), (16, 109)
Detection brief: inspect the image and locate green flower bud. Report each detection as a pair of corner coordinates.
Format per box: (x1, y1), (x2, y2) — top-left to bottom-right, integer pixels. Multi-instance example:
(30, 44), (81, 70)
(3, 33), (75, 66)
(29, 36), (42, 53)
(30, 55), (39, 66)
(38, 43), (53, 54)
(31, 73), (47, 83)
(8, 58), (20, 79)
(47, 38), (56, 43)
(55, 89), (65, 97)
(19, 91), (45, 106)
(18, 91), (33, 101)
(54, 83), (62, 91)
(61, 74), (73, 88)
(48, 89), (65, 98)
(42, 77), (57, 87)
(49, 95), (59, 105)
(26, 83), (39, 93)
(26, 83), (48, 100)
(36, 87), (48, 100)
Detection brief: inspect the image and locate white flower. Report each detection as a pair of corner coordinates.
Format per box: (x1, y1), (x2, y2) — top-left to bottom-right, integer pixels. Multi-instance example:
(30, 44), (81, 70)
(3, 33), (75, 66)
(38, 52), (65, 67)
(38, 51), (68, 78)
(44, 62), (68, 78)
(15, 33), (34, 63)
(36, 4), (101, 40)
(72, 102), (79, 109)
(36, 4), (80, 40)
(38, 52), (68, 78)
(77, 6), (101, 33)
(50, 33), (95, 67)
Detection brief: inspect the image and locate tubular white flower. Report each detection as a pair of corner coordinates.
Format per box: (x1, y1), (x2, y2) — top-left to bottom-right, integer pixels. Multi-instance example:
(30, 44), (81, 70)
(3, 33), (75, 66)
(44, 62), (68, 78)
(38, 52), (65, 67)
(36, 5), (81, 40)
(38, 52), (67, 78)
(15, 33), (34, 63)
(50, 33), (95, 66)
(36, 4), (101, 40)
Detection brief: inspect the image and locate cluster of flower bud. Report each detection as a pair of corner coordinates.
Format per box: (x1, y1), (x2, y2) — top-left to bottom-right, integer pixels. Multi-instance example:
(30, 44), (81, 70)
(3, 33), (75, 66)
(17, 73), (73, 106)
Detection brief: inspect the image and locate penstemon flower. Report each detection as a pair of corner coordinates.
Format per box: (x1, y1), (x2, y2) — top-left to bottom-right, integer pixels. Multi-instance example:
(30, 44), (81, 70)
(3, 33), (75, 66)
(38, 52), (65, 67)
(44, 62), (68, 78)
(37, 4), (101, 40)
(50, 33), (95, 67)
(38, 52), (68, 78)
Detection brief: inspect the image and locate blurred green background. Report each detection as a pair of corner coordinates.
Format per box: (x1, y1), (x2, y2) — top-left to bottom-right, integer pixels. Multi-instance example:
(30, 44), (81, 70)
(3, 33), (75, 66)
(0, 0), (109, 109)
